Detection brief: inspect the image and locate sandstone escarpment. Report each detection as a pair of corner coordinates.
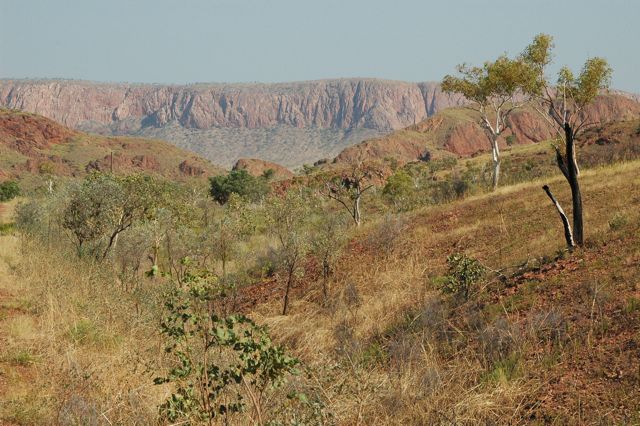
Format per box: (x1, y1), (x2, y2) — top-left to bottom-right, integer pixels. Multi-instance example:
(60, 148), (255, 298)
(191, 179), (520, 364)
(0, 79), (463, 132)
(0, 79), (470, 167)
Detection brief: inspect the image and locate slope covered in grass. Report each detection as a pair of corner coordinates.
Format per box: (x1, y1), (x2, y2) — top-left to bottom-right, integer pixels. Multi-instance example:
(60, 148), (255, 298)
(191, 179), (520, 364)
(1, 155), (638, 423)
(253, 160), (640, 424)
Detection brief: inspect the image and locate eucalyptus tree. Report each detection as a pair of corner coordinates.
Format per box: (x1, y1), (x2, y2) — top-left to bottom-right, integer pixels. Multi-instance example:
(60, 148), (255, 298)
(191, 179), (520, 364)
(522, 34), (612, 247)
(311, 212), (348, 306)
(210, 193), (254, 282)
(442, 55), (536, 190)
(322, 161), (380, 226)
(62, 173), (164, 259)
(266, 189), (313, 315)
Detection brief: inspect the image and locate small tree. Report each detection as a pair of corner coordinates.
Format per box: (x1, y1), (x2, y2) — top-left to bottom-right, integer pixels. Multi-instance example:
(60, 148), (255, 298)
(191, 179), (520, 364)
(209, 169), (269, 205)
(322, 161), (379, 226)
(62, 173), (162, 259)
(442, 55), (536, 190)
(100, 174), (163, 260)
(155, 271), (299, 425)
(266, 190), (312, 315)
(62, 175), (117, 257)
(210, 193), (254, 282)
(311, 212), (347, 306)
(522, 34), (612, 248)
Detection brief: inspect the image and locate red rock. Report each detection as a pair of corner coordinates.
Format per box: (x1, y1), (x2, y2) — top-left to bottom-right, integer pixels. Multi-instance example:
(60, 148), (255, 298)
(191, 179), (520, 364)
(232, 158), (293, 179)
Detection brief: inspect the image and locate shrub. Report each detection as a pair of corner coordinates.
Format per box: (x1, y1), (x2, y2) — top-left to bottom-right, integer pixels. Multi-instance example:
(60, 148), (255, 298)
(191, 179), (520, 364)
(0, 222), (15, 235)
(440, 253), (485, 300)
(155, 271), (300, 424)
(14, 200), (44, 235)
(382, 170), (415, 211)
(209, 169), (269, 205)
(505, 134), (516, 146)
(366, 214), (405, 255)
(608, 212), (628, 230)
(0, 180), (20, 202)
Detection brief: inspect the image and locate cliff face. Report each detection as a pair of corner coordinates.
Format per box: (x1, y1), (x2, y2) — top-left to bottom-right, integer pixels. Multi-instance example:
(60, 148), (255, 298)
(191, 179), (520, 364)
(0, 79), (463, 133)
(4, 79), (636, 168)
(0, 79), (469, 167)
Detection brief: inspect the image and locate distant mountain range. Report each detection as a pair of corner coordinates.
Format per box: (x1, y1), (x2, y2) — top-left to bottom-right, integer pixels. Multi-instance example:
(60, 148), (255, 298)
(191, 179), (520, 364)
(0, 79), (467, 167)
(2, 79), (638, 169)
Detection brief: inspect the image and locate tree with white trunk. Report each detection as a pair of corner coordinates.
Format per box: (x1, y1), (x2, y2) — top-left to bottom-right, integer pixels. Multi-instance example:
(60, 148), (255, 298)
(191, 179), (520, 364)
(442, 55), (537, 190)
(322, 161), (379, 226)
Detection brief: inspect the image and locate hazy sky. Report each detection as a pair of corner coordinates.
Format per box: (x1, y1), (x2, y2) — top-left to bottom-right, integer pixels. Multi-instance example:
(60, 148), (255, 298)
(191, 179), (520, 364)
(1, 0), (638, 91)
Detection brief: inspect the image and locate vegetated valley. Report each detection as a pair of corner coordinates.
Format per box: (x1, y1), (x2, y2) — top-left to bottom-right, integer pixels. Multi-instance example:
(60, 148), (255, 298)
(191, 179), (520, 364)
(1, 36), (640, 425)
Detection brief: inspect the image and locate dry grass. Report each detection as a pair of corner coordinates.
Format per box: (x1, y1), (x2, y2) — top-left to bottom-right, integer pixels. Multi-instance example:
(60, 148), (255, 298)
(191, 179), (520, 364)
(0, 233), (168, 424)
(253, 159), (640, 424)
(0, 159), (639, 424)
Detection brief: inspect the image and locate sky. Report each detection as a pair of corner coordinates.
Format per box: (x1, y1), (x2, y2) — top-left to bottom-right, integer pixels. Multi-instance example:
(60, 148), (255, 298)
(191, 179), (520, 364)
(1, 0), (638, 92)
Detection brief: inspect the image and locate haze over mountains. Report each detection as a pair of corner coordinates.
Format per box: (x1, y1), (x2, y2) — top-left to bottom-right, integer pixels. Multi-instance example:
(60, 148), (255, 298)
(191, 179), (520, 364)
(0, 78), (466, 168)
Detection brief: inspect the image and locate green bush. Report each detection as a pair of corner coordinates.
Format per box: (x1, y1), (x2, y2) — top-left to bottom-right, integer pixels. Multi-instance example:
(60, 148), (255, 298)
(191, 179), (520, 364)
(155, 271), (300, 423)
(0, 223), (15, 235)
(440, 253), (485, 300)
(0, 180), (20, 202)
(209, 169), (269, 204)
(382, 170), (415, 211)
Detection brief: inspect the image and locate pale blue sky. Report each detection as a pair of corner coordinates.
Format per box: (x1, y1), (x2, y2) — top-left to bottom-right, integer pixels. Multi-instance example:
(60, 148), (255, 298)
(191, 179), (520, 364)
(1, 0), (638, 92)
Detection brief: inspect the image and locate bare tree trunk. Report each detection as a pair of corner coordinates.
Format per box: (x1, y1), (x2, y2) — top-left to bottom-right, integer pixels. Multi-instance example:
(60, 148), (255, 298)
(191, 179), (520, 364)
(322, 258), (330, 306)
(282, 265), (295, 315)
(564, 124), (584, 246)
(491, 138), (501, 190)
(542, 185), (575, 249)
(353, 194), (361, 226)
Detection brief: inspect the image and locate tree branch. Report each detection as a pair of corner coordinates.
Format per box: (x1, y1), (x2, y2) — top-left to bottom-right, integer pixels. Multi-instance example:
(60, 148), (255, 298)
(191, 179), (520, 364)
(542, 184), (575, 249)
(552, 144), (570, 181)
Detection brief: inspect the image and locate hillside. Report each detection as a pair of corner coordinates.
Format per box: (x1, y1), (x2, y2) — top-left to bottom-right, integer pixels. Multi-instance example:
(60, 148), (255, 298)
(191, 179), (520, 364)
(1, 154), (639, 423)
(232, 158), (294, 179)
(333, 93), (640, 166)
(0, 79), (466, 167)
(0, 109), (223, 180)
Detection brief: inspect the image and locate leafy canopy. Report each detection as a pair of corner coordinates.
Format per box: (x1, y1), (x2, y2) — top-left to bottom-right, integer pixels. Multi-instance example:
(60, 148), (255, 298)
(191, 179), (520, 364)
(520, 33), (612, 132)
(209, 169), (270, 205)
(442, 55), (537, 107)
(0, 180), (20, 202)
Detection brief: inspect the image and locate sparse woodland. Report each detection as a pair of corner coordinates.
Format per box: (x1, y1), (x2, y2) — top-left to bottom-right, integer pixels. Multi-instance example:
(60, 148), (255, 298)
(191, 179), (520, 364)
(1, 35), (640, 425)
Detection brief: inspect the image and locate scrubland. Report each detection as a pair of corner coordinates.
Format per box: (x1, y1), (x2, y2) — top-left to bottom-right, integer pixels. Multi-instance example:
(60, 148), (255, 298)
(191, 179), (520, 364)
(1, 138), (639, 424)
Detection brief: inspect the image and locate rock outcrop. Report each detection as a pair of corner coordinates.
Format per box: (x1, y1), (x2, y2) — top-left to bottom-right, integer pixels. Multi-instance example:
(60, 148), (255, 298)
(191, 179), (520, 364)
(233, 158), (293, 179)
(333, 94), (640, 165)
(0, 109), (223, 179)
(0, 110), (77, 151)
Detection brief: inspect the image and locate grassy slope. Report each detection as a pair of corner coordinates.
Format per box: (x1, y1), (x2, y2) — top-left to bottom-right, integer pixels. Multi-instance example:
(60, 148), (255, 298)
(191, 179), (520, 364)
(255, 160), (640, 424)
(0, 159), (638, 423)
